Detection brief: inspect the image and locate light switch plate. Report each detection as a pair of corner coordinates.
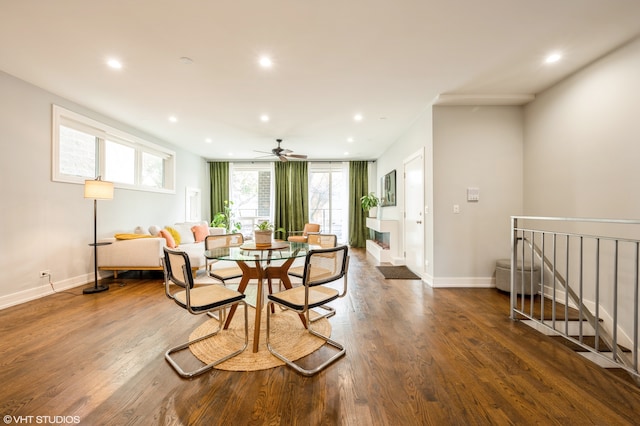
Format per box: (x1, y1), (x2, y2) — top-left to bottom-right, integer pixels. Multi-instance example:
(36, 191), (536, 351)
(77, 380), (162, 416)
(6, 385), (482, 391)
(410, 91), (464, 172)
(467, 187), (480, 202)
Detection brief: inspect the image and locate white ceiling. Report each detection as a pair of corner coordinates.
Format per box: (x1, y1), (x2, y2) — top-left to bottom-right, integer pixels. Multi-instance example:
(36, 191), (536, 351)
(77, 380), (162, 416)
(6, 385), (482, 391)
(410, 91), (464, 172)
(1, 0), (639, 161)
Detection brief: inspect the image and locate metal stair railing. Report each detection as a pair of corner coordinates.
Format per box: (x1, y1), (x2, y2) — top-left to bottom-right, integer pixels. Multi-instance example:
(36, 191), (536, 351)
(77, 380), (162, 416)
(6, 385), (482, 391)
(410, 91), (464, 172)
(510, 216), (640, 382)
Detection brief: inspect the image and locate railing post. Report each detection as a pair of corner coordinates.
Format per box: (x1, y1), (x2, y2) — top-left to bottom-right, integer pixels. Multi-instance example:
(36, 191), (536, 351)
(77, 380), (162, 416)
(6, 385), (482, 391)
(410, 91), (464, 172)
(510, 216), (517, 320)
(635, 242), (639, 373)
(509, 216), (640, 380)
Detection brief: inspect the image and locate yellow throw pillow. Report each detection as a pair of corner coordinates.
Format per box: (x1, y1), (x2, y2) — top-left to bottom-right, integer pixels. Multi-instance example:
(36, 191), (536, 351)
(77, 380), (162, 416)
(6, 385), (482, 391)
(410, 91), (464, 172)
(114, 233), (153, 240)
(165, 226), (181, 246)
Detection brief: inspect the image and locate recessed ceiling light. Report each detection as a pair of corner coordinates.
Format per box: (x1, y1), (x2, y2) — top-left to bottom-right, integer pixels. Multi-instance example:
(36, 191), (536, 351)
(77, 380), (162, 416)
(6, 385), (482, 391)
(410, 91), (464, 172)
(260, 114), (270, 122)
(179, 56), (193, 65)
(168, 116), (178, 123)
(545, 52), (562, 64)
(354, 113), (363, 122)
(259, 56), (273, 68)
(344, 152), (350, 156)
(107, 58), (123, 69)
(347, 137), (354, 143)
(205, 138), (212, 144)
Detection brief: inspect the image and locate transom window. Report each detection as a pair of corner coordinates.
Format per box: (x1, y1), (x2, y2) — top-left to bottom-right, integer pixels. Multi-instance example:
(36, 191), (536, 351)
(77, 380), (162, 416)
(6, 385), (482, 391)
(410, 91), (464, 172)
(52, 105), (175, 192)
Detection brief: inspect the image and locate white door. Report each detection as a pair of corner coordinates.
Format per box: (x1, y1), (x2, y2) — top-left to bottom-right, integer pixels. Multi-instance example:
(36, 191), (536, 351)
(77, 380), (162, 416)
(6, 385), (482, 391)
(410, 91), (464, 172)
(404, 151), (424, 275)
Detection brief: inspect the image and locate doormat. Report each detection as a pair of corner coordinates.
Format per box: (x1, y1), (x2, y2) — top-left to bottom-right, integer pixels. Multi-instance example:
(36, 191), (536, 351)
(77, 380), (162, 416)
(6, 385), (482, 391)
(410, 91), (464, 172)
(376, 266), (421, 280)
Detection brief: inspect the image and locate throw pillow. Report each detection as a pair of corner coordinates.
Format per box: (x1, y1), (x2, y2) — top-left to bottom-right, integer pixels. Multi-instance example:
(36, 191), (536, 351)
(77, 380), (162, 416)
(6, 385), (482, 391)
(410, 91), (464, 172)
(173, 223), (195, 244)
(148, 225), (161, 236)
(164, 226), (181, 246)
(134, 226), (147, 235)
(159, 229), (177, 248)
(115, 233), (153, 240)
(192, 224), (209, 242)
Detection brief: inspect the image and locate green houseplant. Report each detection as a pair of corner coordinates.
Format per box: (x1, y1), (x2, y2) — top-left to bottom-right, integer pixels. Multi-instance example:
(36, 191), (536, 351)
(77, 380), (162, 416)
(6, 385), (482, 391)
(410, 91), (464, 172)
(360, 192), (380, 218)
(211, 200), (241, 233)
(254, 220), (285, 246)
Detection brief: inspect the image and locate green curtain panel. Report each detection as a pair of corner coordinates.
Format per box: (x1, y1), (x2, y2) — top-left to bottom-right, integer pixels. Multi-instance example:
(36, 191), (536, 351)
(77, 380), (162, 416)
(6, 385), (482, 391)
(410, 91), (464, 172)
(274, 161), (308, 239)
(209, 162), (229, 223)
(349, 161), (369, 248)
(274, 162), (289, 239)
(288, 161), (308, 236)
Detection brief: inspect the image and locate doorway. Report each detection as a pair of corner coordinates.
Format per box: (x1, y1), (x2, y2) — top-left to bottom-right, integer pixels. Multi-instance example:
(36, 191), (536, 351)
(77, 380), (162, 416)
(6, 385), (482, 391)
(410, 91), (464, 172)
(403, 149), (424, 276)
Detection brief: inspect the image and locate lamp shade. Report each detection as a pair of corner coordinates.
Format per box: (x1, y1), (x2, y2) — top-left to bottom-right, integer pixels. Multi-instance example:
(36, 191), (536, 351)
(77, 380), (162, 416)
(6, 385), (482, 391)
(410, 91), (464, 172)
(84, 179), (114, 200)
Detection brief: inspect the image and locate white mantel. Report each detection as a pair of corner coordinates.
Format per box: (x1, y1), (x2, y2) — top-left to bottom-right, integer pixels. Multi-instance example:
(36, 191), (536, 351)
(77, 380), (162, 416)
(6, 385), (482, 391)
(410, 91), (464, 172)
(365, 218), (402, 265)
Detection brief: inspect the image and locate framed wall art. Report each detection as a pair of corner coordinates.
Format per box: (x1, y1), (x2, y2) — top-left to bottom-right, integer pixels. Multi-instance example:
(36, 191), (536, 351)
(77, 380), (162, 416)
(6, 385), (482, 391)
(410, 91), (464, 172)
(381, 169), (396, 206)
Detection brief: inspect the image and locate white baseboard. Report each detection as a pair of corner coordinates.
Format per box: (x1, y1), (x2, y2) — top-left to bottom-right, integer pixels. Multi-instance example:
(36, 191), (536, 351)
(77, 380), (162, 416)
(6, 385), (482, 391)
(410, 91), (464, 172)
(0, 272), (103, 310)
(430, 276), (495, 288)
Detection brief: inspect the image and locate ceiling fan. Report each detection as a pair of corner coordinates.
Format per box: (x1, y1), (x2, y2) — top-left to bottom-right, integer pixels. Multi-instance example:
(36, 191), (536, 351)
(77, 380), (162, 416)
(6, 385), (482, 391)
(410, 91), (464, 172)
(255, 139), (308, 162)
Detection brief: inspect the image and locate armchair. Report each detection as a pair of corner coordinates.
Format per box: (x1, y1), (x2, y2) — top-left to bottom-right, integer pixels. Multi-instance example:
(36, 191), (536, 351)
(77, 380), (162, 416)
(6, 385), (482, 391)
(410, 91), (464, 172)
(287, 223), (320, 243)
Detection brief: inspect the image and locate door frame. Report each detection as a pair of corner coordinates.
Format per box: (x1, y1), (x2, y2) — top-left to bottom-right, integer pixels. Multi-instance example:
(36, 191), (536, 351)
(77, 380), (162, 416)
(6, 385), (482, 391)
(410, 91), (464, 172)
(403, 148), (425, 277)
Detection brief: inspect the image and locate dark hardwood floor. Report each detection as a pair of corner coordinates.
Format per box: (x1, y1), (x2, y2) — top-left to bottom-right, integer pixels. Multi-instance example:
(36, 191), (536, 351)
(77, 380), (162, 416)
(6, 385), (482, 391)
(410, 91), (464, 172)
(2, 248), (640, 425)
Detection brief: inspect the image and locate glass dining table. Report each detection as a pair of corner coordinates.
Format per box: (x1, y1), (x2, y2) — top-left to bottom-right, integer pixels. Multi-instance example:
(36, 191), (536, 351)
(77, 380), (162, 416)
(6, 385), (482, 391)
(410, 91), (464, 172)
(204, 241), (310, 352)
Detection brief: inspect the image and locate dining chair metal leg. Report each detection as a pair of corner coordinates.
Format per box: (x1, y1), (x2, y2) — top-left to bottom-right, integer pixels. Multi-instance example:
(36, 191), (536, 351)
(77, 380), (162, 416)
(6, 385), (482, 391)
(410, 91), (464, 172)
(165, 301), (248, 379)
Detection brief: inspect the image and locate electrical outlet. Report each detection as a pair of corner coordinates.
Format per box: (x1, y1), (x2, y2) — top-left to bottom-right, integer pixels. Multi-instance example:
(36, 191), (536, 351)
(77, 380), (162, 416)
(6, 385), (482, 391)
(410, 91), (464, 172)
(39, 270), (50, 278)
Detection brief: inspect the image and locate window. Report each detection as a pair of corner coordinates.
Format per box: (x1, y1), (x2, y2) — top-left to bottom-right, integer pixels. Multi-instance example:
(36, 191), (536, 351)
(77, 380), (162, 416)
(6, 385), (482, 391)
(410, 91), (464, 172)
(309, 162), (349, 243)
(52, 105), (175, 192)
(229, 163), (274, 234)
(227, 162), (348, 241)
(58, 125), (96, 178)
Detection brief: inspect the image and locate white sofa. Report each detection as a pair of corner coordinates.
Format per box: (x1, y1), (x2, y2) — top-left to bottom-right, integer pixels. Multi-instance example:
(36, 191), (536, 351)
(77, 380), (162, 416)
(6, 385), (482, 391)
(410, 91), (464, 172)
(98, 222), (224, 278)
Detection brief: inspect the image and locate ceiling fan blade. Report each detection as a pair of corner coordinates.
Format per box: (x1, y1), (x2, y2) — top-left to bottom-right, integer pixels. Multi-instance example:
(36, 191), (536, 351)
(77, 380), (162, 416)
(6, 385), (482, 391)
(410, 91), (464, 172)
(254, 150), (273, 155)
(285, 153), (307, 159)
(278, 155), (288, 162)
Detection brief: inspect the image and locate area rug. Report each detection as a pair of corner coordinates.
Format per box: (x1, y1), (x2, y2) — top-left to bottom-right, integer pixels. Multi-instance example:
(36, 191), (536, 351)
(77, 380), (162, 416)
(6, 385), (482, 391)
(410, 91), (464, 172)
(376, 265), (421, 280)
(189, 306), (330, 371)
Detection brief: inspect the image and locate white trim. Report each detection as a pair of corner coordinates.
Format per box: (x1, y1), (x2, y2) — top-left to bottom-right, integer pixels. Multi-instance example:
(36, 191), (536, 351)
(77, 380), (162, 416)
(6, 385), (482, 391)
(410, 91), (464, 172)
(52, 104), (176, 193)
(0, 271), (111, 310)
(430, 276), (495, 288)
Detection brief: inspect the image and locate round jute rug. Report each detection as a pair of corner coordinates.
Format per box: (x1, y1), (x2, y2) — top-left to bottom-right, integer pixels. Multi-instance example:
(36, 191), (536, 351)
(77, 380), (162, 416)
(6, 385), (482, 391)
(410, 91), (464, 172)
(189, 306), (331, 371)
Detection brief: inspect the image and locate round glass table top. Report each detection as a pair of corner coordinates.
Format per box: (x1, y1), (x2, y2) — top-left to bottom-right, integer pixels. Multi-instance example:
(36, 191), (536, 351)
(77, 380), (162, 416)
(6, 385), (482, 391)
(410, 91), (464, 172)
(204, 241), (310, 262)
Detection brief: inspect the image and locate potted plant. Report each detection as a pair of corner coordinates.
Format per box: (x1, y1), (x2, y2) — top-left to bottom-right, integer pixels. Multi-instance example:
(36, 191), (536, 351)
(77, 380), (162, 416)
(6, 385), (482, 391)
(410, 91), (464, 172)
(211, 212), (227, 229)
(210, 200), (242, 233)
(360, 192), (380, 218)
(254, 220), (285, 246)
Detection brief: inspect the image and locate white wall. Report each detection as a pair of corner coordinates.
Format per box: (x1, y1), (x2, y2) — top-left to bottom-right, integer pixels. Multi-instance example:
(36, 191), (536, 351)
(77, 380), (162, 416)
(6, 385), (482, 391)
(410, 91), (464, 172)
(375, 106), (433, 270)
(376, 104), (523, 286)
(0, 71), (210, 308)
(523, 36), (640, 341)
(524, 37), (640, 220)
(432, 106), (524, 284)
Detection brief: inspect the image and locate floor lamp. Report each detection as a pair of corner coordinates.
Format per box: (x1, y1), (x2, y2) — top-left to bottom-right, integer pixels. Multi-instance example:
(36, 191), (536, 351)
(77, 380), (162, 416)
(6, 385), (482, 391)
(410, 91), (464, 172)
(83, 177), (114, 294)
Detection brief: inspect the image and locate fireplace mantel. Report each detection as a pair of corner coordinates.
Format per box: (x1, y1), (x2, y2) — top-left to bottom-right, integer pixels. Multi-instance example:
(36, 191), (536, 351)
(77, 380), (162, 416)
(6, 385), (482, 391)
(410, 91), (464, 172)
(365, 218), (401, 264)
